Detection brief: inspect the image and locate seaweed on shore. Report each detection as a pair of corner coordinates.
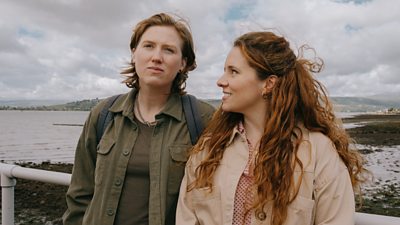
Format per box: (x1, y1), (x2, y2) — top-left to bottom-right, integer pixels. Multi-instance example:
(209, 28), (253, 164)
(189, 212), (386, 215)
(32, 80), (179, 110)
(346, 120), (400, 146)
(357, 183), (400, 217)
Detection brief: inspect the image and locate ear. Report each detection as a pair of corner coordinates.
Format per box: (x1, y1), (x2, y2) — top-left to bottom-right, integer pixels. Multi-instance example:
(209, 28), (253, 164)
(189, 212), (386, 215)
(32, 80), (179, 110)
(263, 75), (278, 93)
(180, 58), (187, 71)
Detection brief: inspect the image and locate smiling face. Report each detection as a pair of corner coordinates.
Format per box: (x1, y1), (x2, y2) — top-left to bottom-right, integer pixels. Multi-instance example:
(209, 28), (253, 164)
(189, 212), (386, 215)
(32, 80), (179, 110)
(217, 47), (267, 115)
(132, 25), (186, 93)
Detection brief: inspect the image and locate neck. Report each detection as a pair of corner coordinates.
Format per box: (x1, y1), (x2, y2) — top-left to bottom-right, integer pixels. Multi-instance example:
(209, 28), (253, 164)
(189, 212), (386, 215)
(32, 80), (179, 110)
(135, 88), (170, 123)
(243, 110), (266, 146)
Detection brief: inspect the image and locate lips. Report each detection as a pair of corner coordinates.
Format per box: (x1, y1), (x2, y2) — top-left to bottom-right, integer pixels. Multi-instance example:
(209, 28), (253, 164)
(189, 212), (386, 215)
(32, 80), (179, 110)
(222, 91), (231, 100)
(147, 66), (164, 72)
(223, 91), (231, 96)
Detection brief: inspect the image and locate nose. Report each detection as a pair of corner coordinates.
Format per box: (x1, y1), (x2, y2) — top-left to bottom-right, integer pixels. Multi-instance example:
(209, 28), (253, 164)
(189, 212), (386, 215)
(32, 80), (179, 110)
(151, 48), (162, 64)
(217, 73), (228, 87)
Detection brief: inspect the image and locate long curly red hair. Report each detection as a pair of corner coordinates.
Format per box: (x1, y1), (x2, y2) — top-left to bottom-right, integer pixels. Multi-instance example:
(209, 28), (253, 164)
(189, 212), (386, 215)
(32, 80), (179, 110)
(189, 31), (366, 225)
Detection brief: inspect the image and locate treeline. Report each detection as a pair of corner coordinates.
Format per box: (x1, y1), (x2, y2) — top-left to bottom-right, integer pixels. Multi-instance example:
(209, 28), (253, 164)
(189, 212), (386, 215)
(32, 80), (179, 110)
(2, 97), (398, 112)
(0, 98), (101, 111)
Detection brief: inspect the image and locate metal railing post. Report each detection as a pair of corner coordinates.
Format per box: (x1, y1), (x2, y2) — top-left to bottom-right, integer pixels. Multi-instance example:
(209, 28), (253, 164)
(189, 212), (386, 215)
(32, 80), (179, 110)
(1, 173), (17, 225)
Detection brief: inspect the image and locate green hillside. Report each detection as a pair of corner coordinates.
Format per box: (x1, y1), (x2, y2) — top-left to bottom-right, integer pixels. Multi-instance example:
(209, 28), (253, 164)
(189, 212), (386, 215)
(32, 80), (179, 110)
(1, 97), (399, 112)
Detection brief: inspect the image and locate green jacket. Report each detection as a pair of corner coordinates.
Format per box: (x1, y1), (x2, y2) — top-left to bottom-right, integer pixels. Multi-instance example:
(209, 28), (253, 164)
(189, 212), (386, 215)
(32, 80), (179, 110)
(63, 89), (215, 225)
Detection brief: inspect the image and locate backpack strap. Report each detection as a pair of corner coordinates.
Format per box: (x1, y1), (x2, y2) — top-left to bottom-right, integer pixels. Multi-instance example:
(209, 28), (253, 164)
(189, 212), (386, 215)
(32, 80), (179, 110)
(96, 94), (121, 144)
(182, 94), (204, 145)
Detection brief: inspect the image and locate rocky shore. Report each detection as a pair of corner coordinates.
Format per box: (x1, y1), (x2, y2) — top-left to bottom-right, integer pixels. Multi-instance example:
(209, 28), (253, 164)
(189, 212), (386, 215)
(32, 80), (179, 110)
(343, 114), (400, 217)
(1, 114), (399, 224)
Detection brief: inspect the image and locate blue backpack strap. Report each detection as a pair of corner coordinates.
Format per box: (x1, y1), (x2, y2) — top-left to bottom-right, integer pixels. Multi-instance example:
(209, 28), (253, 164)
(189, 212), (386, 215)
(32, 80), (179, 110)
(96, 94), (121, 144)
(182, 94), (204, 145)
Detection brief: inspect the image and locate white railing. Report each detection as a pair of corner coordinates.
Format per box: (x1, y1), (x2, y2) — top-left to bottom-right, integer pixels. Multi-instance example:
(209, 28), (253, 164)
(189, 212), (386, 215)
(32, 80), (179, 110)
(1, 162), (400, 225)
(1, 163), (71, 225)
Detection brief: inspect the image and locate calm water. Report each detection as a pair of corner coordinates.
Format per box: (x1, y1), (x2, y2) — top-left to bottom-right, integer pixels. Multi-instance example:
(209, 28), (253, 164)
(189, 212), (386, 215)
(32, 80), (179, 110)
(0, 110), (88, 163)
(0, 111), (361, 163)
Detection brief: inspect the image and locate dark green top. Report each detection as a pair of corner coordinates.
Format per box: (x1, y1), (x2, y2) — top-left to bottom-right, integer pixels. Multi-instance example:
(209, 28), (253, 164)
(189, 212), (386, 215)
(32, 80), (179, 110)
(63, 89), (215, 225)
(114, 118), (153, 225)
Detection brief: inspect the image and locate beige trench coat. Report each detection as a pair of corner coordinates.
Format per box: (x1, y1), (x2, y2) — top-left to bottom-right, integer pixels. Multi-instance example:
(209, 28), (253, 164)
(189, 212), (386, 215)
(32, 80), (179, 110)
(176, 126), (355, 225)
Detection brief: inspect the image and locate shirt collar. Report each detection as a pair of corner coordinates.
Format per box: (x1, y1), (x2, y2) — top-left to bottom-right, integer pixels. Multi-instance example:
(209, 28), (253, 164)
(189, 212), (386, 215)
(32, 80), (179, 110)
(108, 88), (183, 122)
(156, 92), (183, 122)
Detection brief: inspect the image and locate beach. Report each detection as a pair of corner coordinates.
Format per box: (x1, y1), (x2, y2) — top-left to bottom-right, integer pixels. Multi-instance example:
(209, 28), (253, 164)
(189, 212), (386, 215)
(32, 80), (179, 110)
(343, 114), (400, 216)
(1, 113), (399, 224)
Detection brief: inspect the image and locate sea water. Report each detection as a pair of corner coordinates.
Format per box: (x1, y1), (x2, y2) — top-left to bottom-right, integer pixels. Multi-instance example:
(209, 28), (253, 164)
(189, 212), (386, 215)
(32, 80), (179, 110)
(0, 110), (88, 163)
(1, 110), (398, 189)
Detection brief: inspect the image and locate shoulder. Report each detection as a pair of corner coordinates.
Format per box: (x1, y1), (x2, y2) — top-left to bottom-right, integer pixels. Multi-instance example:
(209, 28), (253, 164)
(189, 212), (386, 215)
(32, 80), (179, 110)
(90, 95), (117, 116)
(307, 130), (348, 188)
(308, 132), (334, 152)
(196, 99), (216, 115)
(184, 95), (215, 124)
(187, 138), (211, 168)
(308, 131), (341, 163)
(87, 93), (129, 124)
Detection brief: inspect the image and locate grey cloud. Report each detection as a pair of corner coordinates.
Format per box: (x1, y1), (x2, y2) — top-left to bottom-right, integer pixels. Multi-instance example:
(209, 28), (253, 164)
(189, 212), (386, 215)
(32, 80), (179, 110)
(1, 0), (399, 100)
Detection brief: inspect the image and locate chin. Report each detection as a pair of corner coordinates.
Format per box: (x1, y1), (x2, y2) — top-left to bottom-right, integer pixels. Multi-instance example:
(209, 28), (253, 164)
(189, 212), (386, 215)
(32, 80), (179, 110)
(221, 104), (233, 112)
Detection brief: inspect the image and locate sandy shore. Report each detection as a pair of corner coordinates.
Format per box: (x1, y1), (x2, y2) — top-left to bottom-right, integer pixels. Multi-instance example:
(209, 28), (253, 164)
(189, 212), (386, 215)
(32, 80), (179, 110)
(1, 114), (399, 224)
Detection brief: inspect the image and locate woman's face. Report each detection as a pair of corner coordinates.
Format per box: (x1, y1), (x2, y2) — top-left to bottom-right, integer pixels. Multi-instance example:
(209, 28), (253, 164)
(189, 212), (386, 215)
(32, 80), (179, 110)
(217, 47), (266, 115)
(132, 26), (186, 93)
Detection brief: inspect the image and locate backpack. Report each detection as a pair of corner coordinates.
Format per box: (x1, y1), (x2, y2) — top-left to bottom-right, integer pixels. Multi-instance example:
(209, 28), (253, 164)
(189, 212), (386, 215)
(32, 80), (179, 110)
(96, 94), (204, 145)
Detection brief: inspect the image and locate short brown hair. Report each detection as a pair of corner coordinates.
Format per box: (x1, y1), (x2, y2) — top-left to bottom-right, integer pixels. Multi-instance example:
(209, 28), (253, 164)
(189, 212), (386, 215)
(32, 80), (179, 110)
(121, 13), (196, 95)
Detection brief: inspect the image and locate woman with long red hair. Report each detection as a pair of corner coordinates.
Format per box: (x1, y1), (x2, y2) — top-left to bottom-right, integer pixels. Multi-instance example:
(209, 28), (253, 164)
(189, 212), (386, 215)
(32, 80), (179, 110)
(176, 31), (366, 225)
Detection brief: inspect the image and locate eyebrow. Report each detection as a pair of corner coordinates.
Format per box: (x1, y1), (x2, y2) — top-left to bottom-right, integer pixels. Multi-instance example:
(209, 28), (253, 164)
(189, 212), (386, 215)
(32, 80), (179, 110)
(141, 40), (179, 50)
(225, 65), (239, 71)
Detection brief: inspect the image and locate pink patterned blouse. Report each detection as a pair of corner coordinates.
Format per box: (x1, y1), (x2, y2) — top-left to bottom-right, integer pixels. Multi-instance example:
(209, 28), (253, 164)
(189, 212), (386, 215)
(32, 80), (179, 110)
(232, 122), (255, 225)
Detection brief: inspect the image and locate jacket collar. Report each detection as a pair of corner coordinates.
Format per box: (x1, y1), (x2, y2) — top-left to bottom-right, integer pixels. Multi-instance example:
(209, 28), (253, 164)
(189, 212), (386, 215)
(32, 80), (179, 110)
(225, 121), (310, 146)
(227, 124), (244, 146)
(108, 88), (183, 122)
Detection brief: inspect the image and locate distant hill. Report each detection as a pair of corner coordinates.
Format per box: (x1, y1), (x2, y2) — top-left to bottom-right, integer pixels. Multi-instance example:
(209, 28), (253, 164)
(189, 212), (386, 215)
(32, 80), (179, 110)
(0, 99), (69, 107)
(1, 96), (399, 112)
(0, 98), (100, 111)
(207, 97), (400, 112)
(49, 98), (101, 111)
(331, 97), (400, 112)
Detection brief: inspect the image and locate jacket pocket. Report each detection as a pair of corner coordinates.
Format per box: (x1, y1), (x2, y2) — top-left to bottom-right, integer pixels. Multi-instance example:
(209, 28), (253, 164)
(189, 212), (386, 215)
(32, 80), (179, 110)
(191, 186), (220, 202)
(192, 186), (222, 225)
(285, 195), (315, 225)
(95, 137), (115, 186)
(167, 145), (190, 195)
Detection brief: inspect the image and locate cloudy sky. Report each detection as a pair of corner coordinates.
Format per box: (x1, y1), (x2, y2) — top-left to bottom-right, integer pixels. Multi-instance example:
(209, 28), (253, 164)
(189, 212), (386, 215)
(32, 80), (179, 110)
(1, 0), (399, 101)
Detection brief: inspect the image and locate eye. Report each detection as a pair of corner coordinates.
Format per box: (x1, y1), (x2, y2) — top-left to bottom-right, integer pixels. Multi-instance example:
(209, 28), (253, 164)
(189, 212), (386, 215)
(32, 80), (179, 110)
(143, 43), (153, 48)
(231, 68), (239, 75)
(164, 47), (175, 54)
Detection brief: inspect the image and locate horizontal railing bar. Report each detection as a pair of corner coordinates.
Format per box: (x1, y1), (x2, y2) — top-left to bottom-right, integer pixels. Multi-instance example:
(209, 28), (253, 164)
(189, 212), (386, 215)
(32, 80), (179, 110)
(355, 212), (400, 225)
(0, 163), (71, 186)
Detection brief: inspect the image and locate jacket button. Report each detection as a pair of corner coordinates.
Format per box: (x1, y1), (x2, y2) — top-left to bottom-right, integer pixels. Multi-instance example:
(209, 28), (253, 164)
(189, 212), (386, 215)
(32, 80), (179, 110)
(115, 179), (122, 186)
(106, 208), (114, 216)
(258, 212), (266, 221)
(122, 150), (130, 156)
